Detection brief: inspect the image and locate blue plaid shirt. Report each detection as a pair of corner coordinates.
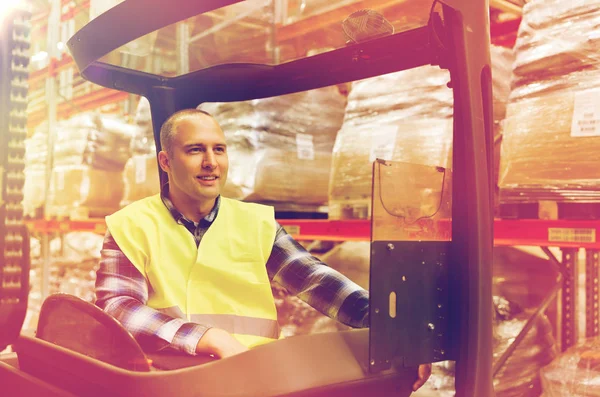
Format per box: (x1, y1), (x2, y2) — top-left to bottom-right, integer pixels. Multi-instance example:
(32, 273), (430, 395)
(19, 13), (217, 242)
(95, 194), (370, 355)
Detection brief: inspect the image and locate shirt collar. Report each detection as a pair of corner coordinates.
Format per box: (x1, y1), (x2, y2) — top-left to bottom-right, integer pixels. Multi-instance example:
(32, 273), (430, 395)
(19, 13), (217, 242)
(160, 185), (220, 225)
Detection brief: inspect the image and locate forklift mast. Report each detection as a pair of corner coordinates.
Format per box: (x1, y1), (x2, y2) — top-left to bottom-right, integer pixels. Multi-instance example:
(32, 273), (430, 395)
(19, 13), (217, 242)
(0, 3), (31, 354)
(0, 1), (494, 396)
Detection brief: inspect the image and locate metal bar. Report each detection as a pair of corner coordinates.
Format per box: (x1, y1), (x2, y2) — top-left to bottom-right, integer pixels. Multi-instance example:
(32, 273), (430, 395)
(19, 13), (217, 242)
(560, 248), (578, 351)
(175, 26), (433, 105)
(28, 54), (74, 86)
(586, 249), (600, 338)
(176, 22), (190, 75)
(188, 0), (270, 44)
(489, 0), (522, 16)
(43, 0), (60, 217)
(492, 268), (563, 377)
(541, 246), (566, 347)
(269, 0), (280, 65)
(24, 218), (600, 246)
(41, 234), (51, 301)
(67, 0), (244, 72)
(541, 246), (565, 276)
(275, 0), (403, 43)
(496, 219), (600, 249)
(489, 17), (520, 48)
(40, 0), (61, 303)
(303, 240), (322, 253)
(28, 87), (130, 129)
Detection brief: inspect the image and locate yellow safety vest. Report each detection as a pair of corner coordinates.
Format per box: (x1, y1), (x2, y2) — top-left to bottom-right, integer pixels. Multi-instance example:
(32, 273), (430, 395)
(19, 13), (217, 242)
(105, 194), (279, 349)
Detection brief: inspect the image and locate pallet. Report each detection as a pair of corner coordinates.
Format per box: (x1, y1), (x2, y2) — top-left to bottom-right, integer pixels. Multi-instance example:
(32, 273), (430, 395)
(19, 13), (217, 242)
(498, 186), (600, 220)
(328, 199), (371, 220)
(498, 201), (600, 220)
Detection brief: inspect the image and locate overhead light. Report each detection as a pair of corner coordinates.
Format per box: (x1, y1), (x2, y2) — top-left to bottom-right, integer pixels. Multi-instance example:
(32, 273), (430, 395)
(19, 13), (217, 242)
(0, 0), (24, 18)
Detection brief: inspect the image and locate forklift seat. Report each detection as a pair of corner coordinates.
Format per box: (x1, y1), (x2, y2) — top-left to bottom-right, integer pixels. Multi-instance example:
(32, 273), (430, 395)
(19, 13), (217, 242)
(13, 294), (416, 397)
(36, 294), (215, 371)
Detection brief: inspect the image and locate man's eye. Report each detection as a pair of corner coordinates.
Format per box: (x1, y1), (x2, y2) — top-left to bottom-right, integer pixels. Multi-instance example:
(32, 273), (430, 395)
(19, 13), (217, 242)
(216, 147), (226, 153)
(188, 148), (201, 153)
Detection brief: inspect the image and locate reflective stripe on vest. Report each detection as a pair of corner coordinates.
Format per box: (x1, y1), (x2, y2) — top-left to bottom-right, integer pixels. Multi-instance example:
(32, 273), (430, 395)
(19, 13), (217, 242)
(158, 306), (279, 339)
(106, 194), (279, 348)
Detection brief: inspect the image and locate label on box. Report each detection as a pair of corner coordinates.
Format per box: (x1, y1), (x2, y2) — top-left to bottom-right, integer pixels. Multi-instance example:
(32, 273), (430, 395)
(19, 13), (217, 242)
(369, 127), (398, 163)
(548, 228), (596, 243)
(296, 134), (315, 160)
(134, 156), (147, 184)
(283, 224), (301, 236)
(571, 89), (600, 137)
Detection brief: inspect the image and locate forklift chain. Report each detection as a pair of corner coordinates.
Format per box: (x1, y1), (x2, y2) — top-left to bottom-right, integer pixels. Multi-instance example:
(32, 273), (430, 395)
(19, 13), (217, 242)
(0, 4), (31, 348)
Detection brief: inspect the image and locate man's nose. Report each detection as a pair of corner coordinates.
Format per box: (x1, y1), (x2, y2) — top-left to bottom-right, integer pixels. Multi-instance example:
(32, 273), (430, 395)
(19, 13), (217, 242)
(202, 150), (217, 169)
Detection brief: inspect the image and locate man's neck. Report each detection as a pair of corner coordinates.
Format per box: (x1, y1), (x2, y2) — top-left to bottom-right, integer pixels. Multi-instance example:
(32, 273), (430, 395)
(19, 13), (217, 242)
(167, 191), (215, 223)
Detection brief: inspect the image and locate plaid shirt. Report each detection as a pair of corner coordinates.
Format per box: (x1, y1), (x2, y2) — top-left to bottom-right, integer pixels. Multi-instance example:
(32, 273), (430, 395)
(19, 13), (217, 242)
(96, 194), (369, 355)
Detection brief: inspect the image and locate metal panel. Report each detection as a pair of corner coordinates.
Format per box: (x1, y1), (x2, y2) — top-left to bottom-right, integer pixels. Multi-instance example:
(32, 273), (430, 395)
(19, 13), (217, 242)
(369, 241), (452, 372)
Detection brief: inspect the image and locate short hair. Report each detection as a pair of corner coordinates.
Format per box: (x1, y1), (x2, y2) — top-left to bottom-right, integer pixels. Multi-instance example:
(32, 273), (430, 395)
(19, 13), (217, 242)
(159, 109), (213, 155)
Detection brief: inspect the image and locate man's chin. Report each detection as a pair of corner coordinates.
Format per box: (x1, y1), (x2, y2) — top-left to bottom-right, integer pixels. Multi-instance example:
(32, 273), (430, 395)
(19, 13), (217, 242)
(194, 188), (221, 201)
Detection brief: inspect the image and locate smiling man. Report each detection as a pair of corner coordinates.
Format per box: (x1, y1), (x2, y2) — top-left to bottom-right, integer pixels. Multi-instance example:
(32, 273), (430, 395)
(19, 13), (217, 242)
(95, 108), (431, 391)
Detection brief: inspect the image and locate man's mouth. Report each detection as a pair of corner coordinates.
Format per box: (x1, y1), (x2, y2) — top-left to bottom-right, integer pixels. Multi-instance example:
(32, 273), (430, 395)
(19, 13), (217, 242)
(197, 176), (218, 181)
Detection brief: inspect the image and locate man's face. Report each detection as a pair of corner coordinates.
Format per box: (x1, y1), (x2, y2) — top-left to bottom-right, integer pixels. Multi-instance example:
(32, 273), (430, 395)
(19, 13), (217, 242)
(162, 115), (228, 204)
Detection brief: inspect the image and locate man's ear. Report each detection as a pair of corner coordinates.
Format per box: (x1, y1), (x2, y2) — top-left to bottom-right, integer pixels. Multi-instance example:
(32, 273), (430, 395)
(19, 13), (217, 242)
(158, 151), (170, 173)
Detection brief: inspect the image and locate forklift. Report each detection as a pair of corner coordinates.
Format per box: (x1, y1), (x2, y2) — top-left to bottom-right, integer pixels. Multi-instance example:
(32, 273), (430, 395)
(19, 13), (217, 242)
(0, 0), (494, 395)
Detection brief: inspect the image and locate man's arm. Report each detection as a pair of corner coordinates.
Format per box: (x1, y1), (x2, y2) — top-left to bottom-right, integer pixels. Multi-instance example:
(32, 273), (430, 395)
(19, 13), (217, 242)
(267, 224), (431, 392)
(267, 223), (369, 328)
(96, 232), (210, 355)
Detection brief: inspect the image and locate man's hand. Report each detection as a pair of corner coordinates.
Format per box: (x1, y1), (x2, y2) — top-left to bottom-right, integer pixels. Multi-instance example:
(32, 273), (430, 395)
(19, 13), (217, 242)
(196, 328), (249, 358)
(412, 363), (432, 392)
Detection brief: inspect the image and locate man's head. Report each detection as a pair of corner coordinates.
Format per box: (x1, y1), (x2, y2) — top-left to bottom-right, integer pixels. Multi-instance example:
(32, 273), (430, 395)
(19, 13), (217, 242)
(158, 109), (228, 208)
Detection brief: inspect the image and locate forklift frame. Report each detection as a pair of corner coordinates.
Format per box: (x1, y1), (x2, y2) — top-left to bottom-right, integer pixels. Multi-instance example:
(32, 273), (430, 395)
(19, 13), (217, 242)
(0, 0), (494, 396)
(67, 1), (495, 395)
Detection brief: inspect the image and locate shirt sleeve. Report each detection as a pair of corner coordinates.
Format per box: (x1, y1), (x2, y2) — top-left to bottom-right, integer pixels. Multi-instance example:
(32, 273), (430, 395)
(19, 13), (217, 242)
(266, 223), (370, 328)
(95, 231), (211, 355)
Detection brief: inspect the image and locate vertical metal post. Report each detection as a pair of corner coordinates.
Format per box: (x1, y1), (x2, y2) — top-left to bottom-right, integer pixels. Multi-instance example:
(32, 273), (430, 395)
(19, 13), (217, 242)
(561, 248), (578, 351)
(441, 1), (495, 395)
(41, 0), (61, 301)
(176, 21), (190, 76)
(41, 234), (50, 299)
(270, 0), (285, 64)
(586, 249), (600, 338)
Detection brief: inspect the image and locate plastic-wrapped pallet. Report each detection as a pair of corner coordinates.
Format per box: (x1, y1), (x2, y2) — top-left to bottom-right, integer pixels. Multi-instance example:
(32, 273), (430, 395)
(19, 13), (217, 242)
(121, 97), (160, 206)
(498, 0), (600, 202)
(52, 113), (135, 171)
(45, 113), (136, 218)
(96, 115), (138, 170)
(420, 297), (557, 397)
(200, 86), (346, 205)
(46, 165), (125, 218)
(130, 96), (156, 156)
(541, 338), (600, 396)
(329, 45), (513, 219)
(25, 232), (103, 330)
(328, 65), (453, 219)
(23, 124), (49, 217)
(121, 154), (160, 207)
